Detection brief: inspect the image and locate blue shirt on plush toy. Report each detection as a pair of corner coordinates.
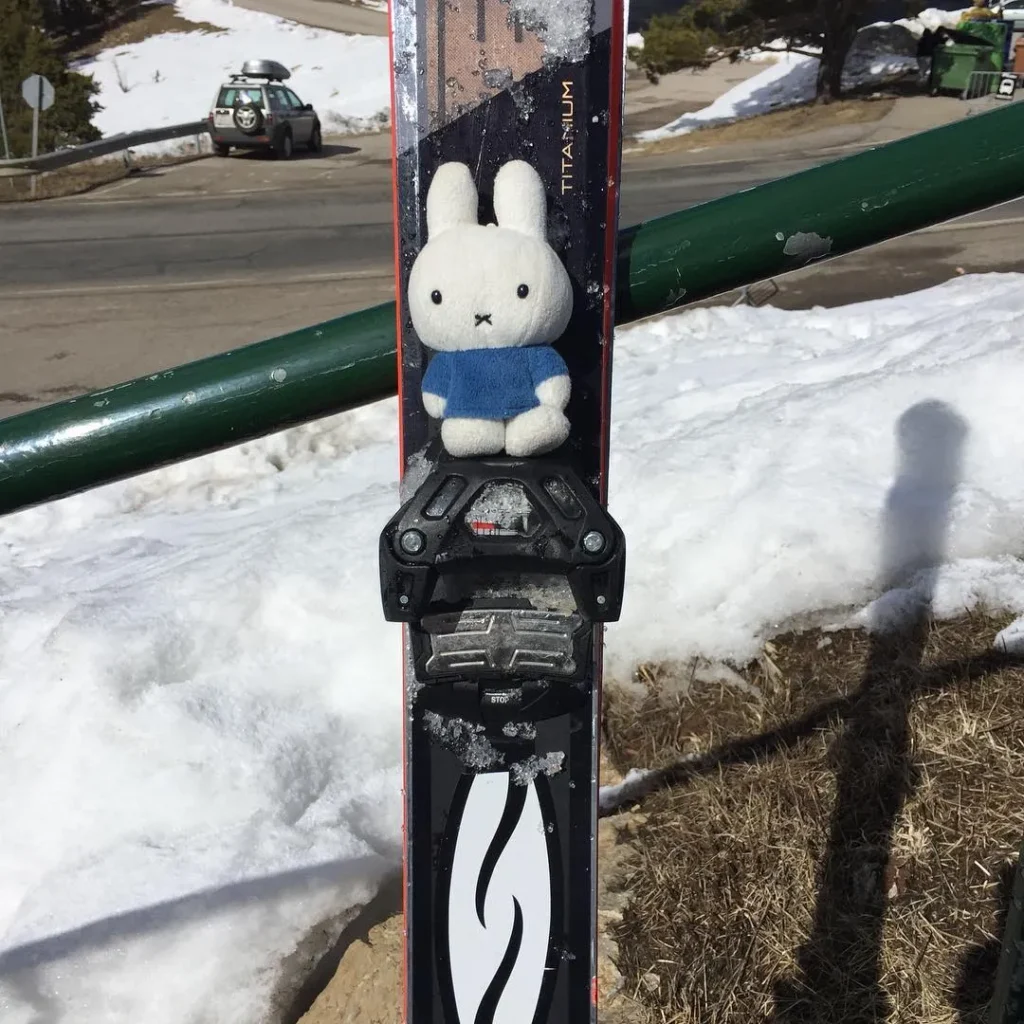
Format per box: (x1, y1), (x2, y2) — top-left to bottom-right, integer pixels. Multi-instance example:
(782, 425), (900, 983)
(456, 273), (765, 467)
(423, 346), (568, 420)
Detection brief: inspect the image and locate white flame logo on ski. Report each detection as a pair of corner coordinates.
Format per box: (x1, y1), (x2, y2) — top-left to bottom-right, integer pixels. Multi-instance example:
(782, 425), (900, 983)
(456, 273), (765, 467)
(448, 773), (551, 1024)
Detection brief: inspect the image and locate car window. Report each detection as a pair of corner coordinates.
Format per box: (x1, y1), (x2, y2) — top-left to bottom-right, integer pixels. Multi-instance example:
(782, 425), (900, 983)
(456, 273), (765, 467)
(267, 86), (290, 111)
(285, 89), (305, 109)
(217, 86), (264, 108)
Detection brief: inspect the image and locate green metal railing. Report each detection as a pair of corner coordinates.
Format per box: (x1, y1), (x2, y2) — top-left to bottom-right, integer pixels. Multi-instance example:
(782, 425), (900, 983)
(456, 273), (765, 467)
(2, 100), (1024, 516)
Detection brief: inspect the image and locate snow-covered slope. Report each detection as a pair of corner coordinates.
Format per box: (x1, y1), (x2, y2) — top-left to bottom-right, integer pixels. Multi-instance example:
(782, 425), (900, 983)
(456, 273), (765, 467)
(4, 274), (1024, 1021)
(640, 7), (969, 141)
(76, 0), (391, 136)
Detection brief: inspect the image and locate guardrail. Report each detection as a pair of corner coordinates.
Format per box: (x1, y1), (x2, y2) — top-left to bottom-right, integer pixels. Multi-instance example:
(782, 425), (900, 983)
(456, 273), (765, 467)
(2, 99), (1024, 516)
(0, 120), (210, 178)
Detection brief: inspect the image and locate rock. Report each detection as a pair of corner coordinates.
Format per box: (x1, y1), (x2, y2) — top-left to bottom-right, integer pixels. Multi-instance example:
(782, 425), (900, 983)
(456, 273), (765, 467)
(844, 24), (924, 90)
(296, 913), (403, 1024)
(850, 22), (920, 59)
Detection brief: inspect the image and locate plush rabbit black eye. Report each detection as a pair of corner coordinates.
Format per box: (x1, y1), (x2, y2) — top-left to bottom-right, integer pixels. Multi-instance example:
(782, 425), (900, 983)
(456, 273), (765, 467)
(516, 284), (529, 299)
(430, 290), (442, 305)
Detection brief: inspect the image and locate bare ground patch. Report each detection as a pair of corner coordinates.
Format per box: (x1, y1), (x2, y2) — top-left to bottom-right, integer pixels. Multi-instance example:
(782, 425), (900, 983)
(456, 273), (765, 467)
(0, 150), (208, 203)
(71, 1), (223, 58)
(632, 97), (895, 154)
(603, 611), (1024, 1023)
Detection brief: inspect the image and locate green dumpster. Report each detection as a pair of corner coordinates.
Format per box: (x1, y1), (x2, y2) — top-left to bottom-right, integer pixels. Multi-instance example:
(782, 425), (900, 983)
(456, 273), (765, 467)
(959, 16), (1009, 52)
(930, 42), (1002, 94)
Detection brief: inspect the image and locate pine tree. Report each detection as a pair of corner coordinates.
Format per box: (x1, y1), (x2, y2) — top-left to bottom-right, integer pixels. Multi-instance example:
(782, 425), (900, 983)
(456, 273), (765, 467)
(0, 0), (100, 158)
(38, 0), (132, 49)
(748, 0), (875, 100)
(633, 0), (764, 82)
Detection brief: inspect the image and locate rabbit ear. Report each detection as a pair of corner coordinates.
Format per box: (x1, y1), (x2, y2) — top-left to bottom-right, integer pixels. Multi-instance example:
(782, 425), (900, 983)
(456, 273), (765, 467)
(492, 160), (546, 240)
(426, 162), (478, 238)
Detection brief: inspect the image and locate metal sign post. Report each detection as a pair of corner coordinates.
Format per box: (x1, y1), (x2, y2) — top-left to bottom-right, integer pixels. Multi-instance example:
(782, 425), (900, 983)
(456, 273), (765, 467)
(20, 73), (55, 197)
(0, 92), (10, 162)
(0, 57), (10, 160)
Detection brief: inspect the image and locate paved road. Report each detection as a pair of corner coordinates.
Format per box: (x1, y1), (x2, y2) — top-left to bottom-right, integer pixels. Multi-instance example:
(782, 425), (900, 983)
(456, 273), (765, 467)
(230, 0), (387, 34)
(5, 138), (994, 291)
(0, 168), (788, 287)
(1, 138), (1023, 418)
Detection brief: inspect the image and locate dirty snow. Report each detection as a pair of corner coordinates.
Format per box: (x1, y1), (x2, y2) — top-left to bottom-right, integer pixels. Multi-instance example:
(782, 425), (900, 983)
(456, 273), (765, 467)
(6, 274), (1024, 1021)
(640, 8), (970, 140)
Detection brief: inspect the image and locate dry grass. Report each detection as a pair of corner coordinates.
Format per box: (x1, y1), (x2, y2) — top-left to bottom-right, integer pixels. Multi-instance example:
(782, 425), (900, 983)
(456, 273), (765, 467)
(0, 149), (207, 203)
(71, 1), (222, 58)
(603, 611), (1024, 1024)
(633, 97), (895, 154)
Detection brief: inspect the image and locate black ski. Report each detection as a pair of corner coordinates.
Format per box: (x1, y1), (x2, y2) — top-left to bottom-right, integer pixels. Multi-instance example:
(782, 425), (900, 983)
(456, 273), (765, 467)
(381, 0), (626, 1019)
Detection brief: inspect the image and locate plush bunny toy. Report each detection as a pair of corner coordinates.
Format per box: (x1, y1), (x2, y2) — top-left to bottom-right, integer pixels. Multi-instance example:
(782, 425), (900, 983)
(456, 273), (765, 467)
(407, 160), (573, 458)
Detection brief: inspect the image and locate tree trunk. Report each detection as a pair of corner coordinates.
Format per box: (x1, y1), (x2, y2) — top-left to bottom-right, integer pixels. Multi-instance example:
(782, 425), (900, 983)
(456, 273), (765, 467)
(815, 0), (864, 101)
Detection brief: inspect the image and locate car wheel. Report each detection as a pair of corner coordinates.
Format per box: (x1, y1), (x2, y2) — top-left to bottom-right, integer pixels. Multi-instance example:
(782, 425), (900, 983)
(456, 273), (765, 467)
(232, 103), (264, 136)
(274, 128), (294, 160)
(308, 122), (323, 153)
(214, 143), (231, 158)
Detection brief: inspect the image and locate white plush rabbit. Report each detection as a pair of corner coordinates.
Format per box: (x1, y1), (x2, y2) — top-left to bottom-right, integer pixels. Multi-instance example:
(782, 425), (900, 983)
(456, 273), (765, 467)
(407, 160), (573, 458)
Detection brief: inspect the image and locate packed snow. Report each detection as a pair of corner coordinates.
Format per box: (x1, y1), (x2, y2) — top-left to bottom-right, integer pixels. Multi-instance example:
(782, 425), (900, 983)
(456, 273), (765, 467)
(638, 52), (820, 140)
(640, 7), (969, 140)
(6, 273), (1024, 1021)
(76, 0), (390, 138)
(639, 46), (926, 140)
(889, 5), (970, 36)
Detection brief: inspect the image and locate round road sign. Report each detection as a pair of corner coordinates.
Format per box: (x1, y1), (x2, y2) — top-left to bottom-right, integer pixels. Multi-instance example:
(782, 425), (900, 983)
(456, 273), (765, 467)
(21, 74), (55, 112)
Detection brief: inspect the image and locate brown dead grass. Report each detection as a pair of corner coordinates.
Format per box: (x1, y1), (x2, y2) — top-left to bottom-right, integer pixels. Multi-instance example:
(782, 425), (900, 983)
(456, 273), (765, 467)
(0, 149), (207, 203)
(71, 1), (222, 58)
(603, 611), (1024, 1024)
(634, 97), (895, 154)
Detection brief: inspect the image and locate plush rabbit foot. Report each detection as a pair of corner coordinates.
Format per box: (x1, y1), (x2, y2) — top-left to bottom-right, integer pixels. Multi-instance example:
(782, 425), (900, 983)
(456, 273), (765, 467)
(441, 417), (506, 458)
(504, 406), (570, 457)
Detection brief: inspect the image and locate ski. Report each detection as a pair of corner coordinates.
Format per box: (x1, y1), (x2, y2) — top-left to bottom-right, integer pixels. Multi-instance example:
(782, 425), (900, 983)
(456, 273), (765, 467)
(380, 0), (626, 1019)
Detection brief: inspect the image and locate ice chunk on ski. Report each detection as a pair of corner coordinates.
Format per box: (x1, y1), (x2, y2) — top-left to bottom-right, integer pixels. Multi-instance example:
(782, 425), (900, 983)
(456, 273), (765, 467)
(423, 711), (504, 769)
(502, 721), (538, 740)
(510, 751), (565, 786)
(505, 0), (592, 62)
(422, 712), (565, 782)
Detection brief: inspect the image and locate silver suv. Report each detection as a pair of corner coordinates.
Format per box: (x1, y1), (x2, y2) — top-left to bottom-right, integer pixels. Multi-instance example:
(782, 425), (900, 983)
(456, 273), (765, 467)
(208, 60), (323, 159)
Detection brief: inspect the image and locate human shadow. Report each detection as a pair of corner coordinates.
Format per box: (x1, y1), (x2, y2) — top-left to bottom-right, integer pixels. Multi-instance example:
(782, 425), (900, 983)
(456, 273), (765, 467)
(953, 855), (1019, 1023)
(770, 399), (969, 1023)
(600, 401), (987, 820)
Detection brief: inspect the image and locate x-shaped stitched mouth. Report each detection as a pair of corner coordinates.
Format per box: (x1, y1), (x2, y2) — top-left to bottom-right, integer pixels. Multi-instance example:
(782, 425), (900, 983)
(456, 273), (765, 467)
(474, 313), (492, 326)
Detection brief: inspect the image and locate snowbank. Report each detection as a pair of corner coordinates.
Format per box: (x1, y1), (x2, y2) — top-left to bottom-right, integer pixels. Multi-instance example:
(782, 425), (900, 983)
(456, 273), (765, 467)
(639, 9), (967, 141)
(608, 274), (1024, 671)
(889, 6), (970, 36)
(638, 51), (818, 139)
(6, 274), (1024, 1020)
(77, 0), (390, 138)
(639, 42), (923, 140)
